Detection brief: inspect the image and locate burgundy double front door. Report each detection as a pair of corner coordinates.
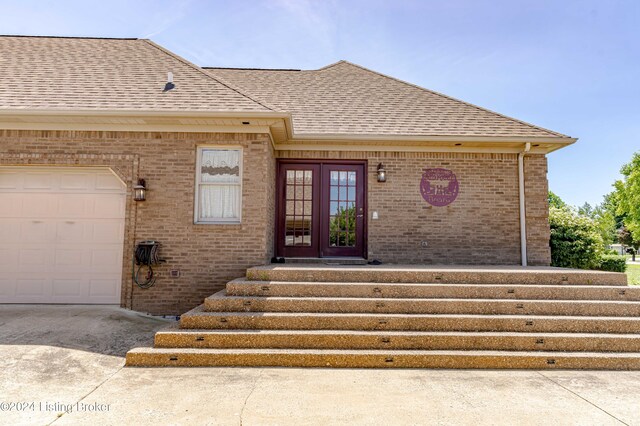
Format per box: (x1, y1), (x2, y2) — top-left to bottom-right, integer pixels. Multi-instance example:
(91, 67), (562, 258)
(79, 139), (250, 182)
(276, 161), (366, 258)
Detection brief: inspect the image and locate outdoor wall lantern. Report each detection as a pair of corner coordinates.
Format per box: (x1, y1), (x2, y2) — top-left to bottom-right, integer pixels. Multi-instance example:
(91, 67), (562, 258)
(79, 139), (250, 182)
(133, 178), (147, 201)
(377, 163), (387, 182)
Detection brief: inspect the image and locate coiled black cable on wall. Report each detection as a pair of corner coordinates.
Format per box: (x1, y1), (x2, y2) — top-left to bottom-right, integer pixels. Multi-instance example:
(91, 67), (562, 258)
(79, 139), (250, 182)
(133, 241), (163, 289)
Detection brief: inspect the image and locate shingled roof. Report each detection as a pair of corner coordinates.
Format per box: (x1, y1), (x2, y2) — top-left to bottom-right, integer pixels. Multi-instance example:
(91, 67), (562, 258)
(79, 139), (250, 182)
(0, 36), (272, 112)
(0, 36), (571, 141)
(207, 61), (571, 139)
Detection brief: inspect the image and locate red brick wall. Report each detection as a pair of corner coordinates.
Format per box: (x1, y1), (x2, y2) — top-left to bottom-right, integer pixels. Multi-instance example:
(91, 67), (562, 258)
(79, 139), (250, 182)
(0, 130), (275, 315)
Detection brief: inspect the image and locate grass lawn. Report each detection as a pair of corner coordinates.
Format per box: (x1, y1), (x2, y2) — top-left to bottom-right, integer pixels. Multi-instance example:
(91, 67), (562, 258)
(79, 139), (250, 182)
(627, 263), (640, 285)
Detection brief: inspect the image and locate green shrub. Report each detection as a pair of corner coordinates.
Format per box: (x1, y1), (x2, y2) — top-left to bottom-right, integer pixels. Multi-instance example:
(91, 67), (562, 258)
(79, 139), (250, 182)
(549, 206), (604, 269)
(598, 254), (627, 272)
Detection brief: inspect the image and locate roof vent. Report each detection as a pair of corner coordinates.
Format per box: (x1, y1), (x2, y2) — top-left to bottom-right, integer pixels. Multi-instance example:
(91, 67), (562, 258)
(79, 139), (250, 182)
(164, 72), (175, 92)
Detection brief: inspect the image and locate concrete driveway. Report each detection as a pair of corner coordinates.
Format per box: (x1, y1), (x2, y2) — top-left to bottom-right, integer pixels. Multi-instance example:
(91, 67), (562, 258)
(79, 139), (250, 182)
(1, 305), (640, 426)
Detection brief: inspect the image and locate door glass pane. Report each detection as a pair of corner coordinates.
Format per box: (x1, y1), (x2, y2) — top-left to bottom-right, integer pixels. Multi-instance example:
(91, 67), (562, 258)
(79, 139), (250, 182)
(304, 170), (312, 184)
(284, 168), (313, 247)
(330, 171), (339, 185)
(328, 169), (357, 247)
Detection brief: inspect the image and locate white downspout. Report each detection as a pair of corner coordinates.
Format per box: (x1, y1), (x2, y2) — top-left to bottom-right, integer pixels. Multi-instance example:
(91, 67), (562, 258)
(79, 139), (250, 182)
(518, 142), (531, 266)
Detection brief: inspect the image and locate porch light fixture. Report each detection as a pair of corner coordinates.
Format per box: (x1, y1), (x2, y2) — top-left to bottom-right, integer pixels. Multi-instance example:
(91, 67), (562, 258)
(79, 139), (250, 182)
(377, 163), (386, 182)
(133, 179), (147, 202)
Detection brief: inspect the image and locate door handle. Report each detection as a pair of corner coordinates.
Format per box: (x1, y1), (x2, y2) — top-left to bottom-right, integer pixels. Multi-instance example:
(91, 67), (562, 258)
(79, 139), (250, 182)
(357, 214), (364, 218)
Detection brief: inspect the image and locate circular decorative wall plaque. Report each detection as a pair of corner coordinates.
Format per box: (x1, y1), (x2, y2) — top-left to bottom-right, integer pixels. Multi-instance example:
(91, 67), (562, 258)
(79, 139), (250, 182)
(420, 168), (459, 206)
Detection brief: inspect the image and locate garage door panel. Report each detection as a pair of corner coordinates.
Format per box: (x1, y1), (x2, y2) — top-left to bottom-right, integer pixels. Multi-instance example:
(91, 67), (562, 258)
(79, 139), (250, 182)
(56, 195), (91, 218)
(53, 248), (88, 267)
(0, 171), (22, 189)
(55, 221), (124, 243)
(22, 172), (55, 190)
(55, 221), (87, 242)
(0, 247), (20, 272)
(89, 278), (120, 297)
(18, 247), (49, 268)
(0, 166), (126, 304)
(95, 173), (125, 191)
(0, 220), (21, 242)
(90, 248), (124, 272)
(21, 194), (59, 218)
(15, 278), (47, 296)
(0, 194), (23, 217)
(60, 172), (94, 190)
(0, 279), (16, 296)
(91, 222), (126, 243)
(51, 279), (84, 297)
(20, 220), (55, 242)
(92, 195), (126, 218)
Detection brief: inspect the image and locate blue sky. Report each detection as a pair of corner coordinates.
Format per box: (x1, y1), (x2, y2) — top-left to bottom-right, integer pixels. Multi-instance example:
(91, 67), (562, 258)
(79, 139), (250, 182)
(1, 0), (638, 207)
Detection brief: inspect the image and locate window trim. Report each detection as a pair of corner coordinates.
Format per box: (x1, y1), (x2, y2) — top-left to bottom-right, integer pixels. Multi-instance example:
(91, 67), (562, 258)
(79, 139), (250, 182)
(194, 145), (243, 224)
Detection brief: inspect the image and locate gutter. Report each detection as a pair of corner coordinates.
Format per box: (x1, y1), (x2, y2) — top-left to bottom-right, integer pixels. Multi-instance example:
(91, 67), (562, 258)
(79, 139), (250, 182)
(518, 142), (531, 266)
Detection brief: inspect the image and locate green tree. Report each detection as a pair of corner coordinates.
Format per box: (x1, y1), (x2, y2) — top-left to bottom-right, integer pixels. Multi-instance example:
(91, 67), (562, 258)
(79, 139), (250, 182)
(548, 191), (568, 209)
(549, 206), (604, 269)
(551, 192), (616, 245)
(579, 200), (617, 246)
(615, 152), (640, 239)
(602, 190), (625, 230)
(329, 205), (356, 247)
(618, 227), (639, 262)
(577, 202), (593, 217)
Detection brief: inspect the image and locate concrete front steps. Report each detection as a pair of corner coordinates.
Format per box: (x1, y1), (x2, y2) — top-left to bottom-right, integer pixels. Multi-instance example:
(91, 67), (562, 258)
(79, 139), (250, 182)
(126, 265), (640, 369)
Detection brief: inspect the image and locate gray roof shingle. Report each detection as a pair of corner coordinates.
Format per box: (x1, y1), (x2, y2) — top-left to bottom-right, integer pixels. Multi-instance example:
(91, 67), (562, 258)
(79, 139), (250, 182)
(0, 36), (271, 112)
(207, 61), (570, 139)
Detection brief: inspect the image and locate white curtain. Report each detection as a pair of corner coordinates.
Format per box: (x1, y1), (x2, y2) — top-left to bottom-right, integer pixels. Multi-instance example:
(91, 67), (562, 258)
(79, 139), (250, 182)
(200, 185), (240, 219)
(201, 150), (240, 183)
(199, 149), (241, 220)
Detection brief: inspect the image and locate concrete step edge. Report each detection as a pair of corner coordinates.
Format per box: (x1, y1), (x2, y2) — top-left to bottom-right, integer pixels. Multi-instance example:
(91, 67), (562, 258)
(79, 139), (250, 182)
(228, 278), (637, 289)
(155, 329), (640, 338)
(126, 348), (640, 368)
(127, 347), (640, 356)
(245, 266), (628, 286)
(208, 292), (640, 305)
(182, 305), (640, 321)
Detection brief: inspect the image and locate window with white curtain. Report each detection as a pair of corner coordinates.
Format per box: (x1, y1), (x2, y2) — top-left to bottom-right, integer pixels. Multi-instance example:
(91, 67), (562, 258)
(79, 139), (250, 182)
(195, 147), (242, 223)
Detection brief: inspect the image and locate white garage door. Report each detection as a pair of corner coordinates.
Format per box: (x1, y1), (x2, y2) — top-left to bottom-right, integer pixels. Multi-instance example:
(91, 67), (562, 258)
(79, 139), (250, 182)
(0, 167), (126, 304)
